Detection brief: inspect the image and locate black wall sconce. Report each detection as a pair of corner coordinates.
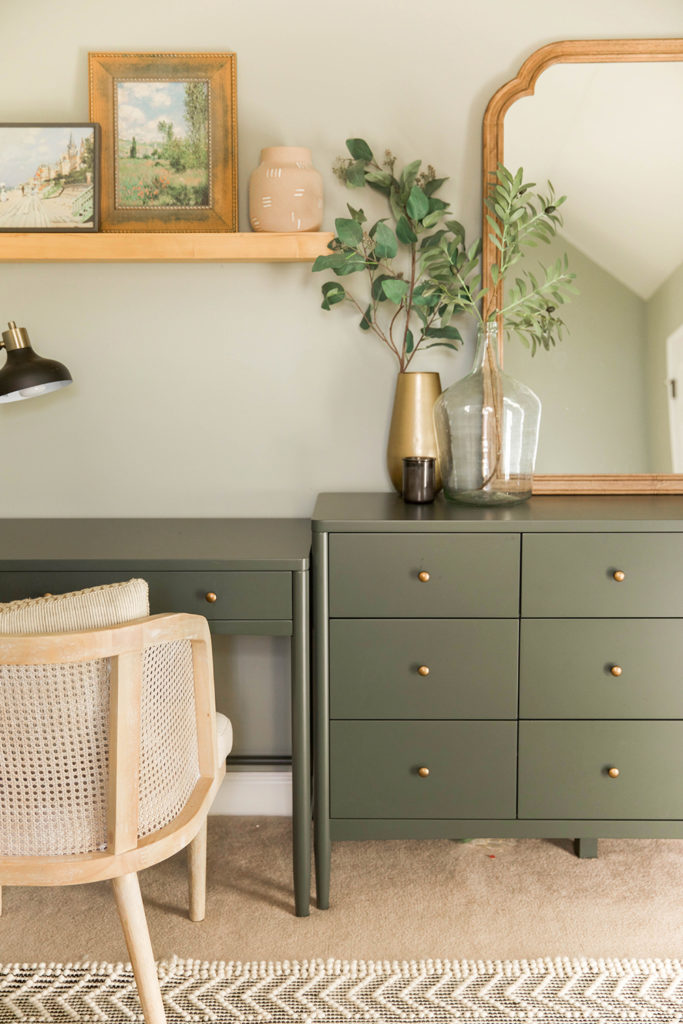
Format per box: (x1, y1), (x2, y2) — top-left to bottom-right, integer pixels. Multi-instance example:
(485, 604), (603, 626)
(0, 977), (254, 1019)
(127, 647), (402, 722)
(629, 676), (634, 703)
(0, 321), (73, 403)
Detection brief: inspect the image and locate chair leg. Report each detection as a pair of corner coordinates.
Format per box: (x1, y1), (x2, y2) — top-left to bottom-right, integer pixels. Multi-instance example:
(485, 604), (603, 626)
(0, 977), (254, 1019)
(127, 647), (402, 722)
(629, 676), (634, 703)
(187, 819), (207, 922)
(111, 872), (166, 1024)
(0, 885), (3, 916)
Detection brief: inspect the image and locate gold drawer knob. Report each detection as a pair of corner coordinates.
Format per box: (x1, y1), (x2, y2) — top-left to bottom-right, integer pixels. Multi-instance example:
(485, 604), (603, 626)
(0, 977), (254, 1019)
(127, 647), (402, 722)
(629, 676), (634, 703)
(612, 570), (626, 582)
(418, 766), (430, 778)
(417, 665), (430, 677)
(205, 592), (218, 603)
(610, 665), (623, 677)
(418, 571), (430, 583)
(608, 767), (620, 779)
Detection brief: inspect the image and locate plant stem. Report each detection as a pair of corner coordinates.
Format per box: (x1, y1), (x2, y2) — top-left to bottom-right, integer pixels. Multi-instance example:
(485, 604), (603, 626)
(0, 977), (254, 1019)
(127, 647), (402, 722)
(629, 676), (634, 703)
(344, 291), (401, 364)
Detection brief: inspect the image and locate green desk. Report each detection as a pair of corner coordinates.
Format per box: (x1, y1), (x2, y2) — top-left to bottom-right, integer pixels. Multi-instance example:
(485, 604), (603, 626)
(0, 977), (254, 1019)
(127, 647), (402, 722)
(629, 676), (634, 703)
(0, 518), (311, 917)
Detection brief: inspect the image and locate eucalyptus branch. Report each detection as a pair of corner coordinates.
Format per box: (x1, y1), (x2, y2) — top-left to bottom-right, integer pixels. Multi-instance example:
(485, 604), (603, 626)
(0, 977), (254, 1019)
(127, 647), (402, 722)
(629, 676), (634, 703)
(314, 138), (465, 373)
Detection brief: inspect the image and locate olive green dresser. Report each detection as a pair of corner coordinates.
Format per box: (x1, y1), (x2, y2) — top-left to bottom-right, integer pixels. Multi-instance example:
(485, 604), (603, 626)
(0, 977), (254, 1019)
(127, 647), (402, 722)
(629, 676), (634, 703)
(312, 493), (683, 909)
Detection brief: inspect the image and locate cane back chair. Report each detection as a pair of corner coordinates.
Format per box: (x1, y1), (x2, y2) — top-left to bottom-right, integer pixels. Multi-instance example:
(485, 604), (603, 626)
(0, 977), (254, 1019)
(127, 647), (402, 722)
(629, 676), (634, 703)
(0, 610), (231, 1024)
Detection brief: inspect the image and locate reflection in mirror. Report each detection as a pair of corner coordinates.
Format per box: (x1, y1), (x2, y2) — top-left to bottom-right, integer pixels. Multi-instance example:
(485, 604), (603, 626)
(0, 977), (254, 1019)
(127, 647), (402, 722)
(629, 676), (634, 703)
(501, 61), (683, 474)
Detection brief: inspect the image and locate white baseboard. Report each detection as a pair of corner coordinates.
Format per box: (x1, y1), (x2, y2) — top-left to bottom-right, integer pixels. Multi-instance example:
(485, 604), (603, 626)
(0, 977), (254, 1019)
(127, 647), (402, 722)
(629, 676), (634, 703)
(209, 770), (293, 816)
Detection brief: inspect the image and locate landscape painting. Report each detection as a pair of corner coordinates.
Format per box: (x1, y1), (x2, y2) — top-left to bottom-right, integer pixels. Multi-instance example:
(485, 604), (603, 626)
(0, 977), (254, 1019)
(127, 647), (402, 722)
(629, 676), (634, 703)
(0, 124), (98, 231)
(115, 81), (210, 209)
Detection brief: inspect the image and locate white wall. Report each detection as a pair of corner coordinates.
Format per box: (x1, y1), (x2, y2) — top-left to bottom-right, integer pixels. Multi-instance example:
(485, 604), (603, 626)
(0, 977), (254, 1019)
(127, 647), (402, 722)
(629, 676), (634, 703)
(646, 259), (683, 471)
(1, 0), (681, 516)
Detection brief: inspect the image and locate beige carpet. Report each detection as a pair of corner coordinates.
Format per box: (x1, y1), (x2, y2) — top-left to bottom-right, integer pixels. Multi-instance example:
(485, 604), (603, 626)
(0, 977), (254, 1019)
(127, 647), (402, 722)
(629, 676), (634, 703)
(0, 818), (681, 963)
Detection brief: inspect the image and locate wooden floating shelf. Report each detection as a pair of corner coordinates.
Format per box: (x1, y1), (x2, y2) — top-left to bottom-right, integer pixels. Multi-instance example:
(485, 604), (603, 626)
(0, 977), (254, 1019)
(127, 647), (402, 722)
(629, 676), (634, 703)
(0, 231), (334, 263)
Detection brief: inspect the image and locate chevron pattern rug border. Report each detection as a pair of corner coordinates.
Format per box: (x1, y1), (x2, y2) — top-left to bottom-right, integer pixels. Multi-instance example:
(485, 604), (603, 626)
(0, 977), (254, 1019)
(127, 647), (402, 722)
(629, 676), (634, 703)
(0, 956), (681, 1023)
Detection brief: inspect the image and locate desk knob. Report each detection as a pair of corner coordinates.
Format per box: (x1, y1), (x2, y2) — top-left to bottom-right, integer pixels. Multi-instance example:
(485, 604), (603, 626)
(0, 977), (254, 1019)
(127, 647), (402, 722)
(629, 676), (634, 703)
(205, 592), (218, 603)
(612, 570), (626, 582)
(608, 767), (620, 779)
(418, 571), (430, 583)
(417, 665), (430, 677)
(610, 665), (623, 677)
(418, 766), (430, 778)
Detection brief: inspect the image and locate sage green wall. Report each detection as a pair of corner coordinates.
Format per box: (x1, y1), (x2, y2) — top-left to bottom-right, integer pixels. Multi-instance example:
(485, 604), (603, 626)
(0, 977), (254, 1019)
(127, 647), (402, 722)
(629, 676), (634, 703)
(504, 236), (648, 473)
(645, 260), (683, 472)
(1, 0), (681, 515)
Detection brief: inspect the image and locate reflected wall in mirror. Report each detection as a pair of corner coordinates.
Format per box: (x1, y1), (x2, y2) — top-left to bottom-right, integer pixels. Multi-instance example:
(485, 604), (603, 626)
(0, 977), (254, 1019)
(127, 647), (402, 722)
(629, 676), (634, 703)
(482, 40), (683, 492)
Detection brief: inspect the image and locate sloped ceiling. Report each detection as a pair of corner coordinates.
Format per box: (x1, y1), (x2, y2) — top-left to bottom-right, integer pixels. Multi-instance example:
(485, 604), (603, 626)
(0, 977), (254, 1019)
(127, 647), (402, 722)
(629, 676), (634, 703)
(504, 61), (683, 300)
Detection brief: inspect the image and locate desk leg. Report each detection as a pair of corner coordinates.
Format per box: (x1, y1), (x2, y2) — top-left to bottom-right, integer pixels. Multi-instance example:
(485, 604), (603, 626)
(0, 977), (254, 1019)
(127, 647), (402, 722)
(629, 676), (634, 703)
(312, 531), (330, 910)
(291, 569), (311, 917)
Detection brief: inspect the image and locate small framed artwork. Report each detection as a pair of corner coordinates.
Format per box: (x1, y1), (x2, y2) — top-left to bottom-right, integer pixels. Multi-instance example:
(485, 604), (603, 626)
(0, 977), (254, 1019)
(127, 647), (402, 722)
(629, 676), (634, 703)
(88, 52), (238, 232)
(0, 123), (99, 232)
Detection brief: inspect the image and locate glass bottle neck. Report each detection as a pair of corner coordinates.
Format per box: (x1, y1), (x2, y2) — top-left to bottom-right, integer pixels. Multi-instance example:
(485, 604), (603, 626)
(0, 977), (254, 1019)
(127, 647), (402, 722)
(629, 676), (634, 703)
(472, 322), (501, 371)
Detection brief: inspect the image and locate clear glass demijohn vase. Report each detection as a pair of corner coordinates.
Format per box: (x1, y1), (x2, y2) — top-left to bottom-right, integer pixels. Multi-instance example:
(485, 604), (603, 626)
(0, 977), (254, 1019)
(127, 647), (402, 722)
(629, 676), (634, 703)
(433, 322), (541, 505)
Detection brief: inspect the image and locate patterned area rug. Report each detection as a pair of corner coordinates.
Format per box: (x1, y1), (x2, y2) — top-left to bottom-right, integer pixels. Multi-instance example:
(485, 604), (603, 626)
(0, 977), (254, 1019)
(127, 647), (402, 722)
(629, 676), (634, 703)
(0, 956), (681, 1022)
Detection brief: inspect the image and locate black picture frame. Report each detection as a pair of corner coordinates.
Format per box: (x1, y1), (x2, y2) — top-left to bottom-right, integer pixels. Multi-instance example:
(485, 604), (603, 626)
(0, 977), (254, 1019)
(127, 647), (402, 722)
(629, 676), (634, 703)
(0, 122), (100, 232)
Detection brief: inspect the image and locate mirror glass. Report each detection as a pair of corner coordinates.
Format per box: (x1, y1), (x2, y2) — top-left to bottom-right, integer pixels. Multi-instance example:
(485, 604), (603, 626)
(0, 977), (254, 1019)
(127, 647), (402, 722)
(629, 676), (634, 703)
(501, 61), (683, 474)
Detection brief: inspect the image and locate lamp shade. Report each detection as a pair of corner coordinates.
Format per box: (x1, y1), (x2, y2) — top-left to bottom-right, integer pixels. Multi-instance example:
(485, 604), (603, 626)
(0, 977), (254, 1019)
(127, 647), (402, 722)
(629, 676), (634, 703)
(0, 322), (73, 404)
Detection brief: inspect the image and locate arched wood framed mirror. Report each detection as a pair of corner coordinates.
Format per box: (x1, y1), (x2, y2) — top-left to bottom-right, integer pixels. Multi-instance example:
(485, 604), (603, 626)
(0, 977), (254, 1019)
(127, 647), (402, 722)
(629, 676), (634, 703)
(482, 39), (683, 494)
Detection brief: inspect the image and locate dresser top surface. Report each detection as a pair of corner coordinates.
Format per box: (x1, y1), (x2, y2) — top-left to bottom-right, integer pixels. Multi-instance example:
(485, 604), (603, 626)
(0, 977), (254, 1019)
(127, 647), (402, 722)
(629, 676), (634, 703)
(312, 493), (683, 532)
(0, 518), (311, 570)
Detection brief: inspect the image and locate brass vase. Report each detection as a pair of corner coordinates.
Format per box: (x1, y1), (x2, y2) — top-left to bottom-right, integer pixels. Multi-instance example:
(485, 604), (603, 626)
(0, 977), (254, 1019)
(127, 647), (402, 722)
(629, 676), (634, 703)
(387, 371), (442, 493)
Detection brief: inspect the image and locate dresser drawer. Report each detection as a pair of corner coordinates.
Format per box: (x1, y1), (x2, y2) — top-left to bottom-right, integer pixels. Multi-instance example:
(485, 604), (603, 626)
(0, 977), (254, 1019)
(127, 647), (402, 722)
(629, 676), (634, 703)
(520, 619), (683, 719)
(522, 534), (683, 617)
(519, 721), (683, 820)
(330, 720), (516, 819)
(330, 619), (518, 719)
(329, 534), (519, 617)
(0, 570), (291, 620)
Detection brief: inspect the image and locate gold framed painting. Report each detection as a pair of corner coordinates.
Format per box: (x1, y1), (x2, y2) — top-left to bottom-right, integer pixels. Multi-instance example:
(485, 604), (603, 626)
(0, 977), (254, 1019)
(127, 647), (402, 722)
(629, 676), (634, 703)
(88, 52), (237, 232)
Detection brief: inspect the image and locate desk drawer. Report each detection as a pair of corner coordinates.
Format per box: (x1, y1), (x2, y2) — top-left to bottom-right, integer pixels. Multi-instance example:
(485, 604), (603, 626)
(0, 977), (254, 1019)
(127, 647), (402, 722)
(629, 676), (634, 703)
(522, 534), (683, 617)
(330, 619), (518, 719)
(520, 619), (683, 719)
(329, 534), (519, 617)
(330, 720), (516, 819)
(519, 721), (683, 820)
(0, 570), (291, 620)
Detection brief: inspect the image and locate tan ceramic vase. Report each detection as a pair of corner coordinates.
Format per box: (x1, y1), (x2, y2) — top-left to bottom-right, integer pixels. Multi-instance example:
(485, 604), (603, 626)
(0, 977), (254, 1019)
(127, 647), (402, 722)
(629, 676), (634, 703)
(387, 371), (442, 493)
(249, 146), (323, 232)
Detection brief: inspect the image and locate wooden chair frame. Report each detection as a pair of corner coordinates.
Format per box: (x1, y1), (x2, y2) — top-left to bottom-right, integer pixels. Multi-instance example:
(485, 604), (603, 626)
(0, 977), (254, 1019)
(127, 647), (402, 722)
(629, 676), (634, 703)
(0, 612), (225, 1024)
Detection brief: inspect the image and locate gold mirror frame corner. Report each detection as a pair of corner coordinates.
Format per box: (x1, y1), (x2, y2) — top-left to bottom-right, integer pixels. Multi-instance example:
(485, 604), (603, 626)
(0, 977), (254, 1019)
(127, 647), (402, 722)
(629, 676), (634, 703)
(482, 38), (683, 496)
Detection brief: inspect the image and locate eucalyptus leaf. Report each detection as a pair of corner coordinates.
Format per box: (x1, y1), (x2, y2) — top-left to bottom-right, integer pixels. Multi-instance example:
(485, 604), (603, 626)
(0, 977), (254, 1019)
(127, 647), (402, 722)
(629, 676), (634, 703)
(407, 186), (429, 221)
(346, 138), (373, 161)
(372, 221), (398, 260)
(400, 159), (421, 191)
(320, 281), (346, 309)
(345, 160), (368, 188)
(335, 217), (364, 248)
(421, 210), (444, 229)
(424, 326), (463, 342)
(396, 215), (418, 245)
(312, 253), (352, 273)
(381, 278), (409, 303)
(424, 340), (460, 351)
(335, 255), (367, 276)
(347, 204), (367, 224)
(405, 328), (415, 354)
(359, 304), (373, 330)
(372, 274), (395, 301)
(423, 177), (448, 197)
